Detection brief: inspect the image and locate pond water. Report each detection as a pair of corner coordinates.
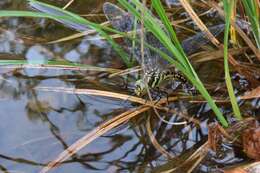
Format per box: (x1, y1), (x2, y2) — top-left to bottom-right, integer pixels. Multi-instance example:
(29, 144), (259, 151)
(0, 0), (259, 173)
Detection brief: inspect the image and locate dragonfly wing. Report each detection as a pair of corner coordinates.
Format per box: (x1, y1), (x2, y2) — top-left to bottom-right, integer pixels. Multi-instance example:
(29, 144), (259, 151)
(181, 24), (225, 55)
(132, 29), (171, 74)
(103, 2), (135, 32)
(145, 32), (170, 70)
(103, 2), (157, 74)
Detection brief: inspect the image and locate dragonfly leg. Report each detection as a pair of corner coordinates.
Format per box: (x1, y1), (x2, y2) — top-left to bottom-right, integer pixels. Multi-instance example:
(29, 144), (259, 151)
(152, 87), (169, 106)
(189, 87), (198, 95)
(182, 83), (198, 95)
(162, 89), (170, 107)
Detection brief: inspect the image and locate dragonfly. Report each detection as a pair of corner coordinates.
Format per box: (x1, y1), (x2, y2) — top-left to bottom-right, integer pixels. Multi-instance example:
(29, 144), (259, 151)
(30, 1), (224, 96)
(103, 2), (224, 96)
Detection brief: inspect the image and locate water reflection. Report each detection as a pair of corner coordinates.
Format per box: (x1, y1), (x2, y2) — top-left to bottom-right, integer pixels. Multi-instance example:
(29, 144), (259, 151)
(0, 29), (25, 54)
(0, 66), (215, 173)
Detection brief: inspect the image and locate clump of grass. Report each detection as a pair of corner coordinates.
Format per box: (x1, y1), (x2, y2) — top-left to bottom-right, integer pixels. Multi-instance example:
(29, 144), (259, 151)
(118, 0), (229, 127)
(241, 0), (260, 49)
(0, 0), (231, 127)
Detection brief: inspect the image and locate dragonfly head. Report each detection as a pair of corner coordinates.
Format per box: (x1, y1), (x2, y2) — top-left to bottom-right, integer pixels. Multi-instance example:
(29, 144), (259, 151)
(134, 79), (146, 96)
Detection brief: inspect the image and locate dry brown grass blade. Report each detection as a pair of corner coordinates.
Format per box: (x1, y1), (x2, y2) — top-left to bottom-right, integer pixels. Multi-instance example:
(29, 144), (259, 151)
(48, 30), (94, 44)
(179, 0), (220, 46)
(36, 87), (152, 106)
(40, 105), (150, 173)
(190, 94), (258, 104)
(171, 7), (216, 26)
(63, 0), (74, 9)
(191, 47), (248, 63)
(47, 21), (109, 44)
(47, 26), (129, 44)
(209, 1), (260, 61)
(36, 87), (200, 124)
(157, 142), (209, 173)
(180, 142), (209, 173)
(108, 66), (141, 78)
(241, 86), (260, 99)
(146, 115), (174, 158)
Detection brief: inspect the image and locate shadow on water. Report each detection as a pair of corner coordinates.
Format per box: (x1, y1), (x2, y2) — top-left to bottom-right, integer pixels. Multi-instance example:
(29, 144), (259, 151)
(0, 0), (259, 173)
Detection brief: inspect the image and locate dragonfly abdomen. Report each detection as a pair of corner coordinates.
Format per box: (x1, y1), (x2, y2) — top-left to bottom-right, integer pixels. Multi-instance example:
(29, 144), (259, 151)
(161, 69), (187, 83)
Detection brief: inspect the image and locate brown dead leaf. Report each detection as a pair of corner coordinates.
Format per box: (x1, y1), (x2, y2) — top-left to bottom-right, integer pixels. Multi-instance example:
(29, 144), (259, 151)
(241, 86), (260, 99)
(243, 126), (260, 160)
(224, 168), (248, 173)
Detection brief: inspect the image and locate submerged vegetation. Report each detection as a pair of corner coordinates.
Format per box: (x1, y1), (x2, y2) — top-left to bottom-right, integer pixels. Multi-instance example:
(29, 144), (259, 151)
(0, 0), (259, 172)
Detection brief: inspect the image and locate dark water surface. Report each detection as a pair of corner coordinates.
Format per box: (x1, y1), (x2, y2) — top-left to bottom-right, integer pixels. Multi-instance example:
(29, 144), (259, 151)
(0, 1), (259, 173)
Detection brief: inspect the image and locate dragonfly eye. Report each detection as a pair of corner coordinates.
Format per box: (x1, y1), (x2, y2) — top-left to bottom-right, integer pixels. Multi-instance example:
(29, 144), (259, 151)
(135, 80), (146, 96)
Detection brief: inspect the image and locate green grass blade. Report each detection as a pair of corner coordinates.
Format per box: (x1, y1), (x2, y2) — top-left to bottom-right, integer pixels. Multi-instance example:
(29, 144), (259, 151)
(151, 0), (187, 59)
(29, 0), (88, 23)
(222, 0), (242, 120)
(241, 0), (260, 49)
(0, 59), (119, 72)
